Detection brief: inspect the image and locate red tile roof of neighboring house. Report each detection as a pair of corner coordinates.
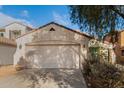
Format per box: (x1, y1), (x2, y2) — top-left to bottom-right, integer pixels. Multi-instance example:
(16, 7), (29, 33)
(103, 30), (124, 44)
(103, 34), (113, 43)
(118, 30), (124, 33)
(0, 37), (17, 47)
(0, 29), (5, 32)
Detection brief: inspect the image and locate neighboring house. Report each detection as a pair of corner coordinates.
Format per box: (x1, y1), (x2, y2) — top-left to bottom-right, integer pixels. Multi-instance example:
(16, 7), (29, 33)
(0, 22), (32, 65)
(14, 22), (92, 68)
(103, 30), (124, 63)
(0, 22), (33, 40)
(0, 37), (16, 65)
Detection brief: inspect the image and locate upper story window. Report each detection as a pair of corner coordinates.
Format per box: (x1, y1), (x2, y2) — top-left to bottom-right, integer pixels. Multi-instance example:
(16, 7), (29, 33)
(13, 30), (21, 35)
(49, 28), (55, 31)
(10, 30), (21, 39)
(122, 50), (124, 56)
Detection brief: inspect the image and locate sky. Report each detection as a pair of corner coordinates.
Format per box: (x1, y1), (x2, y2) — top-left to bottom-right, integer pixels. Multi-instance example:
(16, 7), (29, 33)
(0, 5), (79, 30)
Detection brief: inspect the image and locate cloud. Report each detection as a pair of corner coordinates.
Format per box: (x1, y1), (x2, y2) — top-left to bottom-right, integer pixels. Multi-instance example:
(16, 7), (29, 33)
(21, 10), (29, 17)
(0, 12), (33, 28)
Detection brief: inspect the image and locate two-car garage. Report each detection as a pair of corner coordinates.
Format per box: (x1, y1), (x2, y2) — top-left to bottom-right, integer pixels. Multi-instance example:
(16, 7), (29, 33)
(25, 41), (80, 69)
(14, 22), (91, 69)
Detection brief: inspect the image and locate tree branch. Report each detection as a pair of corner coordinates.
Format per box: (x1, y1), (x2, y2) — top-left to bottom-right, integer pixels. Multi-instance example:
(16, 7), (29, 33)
(110, 6), (124, 19)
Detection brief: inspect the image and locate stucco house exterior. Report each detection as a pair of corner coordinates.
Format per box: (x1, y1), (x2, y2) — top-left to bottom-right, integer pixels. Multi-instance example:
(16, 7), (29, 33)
(0, 22), (33, 40)
(0, 37), (16, 65)
(0, 22), (32, 65)
(103, 30), (124, 63)
(14, 22), (92, 69)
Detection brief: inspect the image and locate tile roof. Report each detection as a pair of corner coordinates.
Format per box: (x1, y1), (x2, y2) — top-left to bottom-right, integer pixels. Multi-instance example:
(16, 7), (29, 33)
(0, 37), (17, 47)
(0, 29), (5, 32)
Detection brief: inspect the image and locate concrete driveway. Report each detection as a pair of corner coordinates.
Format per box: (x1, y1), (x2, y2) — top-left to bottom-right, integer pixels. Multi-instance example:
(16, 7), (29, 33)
(0, 68), (86, 88)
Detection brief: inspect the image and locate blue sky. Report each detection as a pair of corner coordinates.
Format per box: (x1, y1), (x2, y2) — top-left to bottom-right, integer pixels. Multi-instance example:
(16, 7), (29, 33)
(0, 5), (123, 32)
(0, 5), (79, 30)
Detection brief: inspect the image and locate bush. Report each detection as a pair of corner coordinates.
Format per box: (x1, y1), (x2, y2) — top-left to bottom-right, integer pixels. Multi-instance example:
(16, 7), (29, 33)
(83, 60), (124, 88)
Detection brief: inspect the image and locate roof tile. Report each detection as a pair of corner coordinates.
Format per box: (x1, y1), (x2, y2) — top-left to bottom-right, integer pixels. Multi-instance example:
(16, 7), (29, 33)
(0, 37), (17, 47)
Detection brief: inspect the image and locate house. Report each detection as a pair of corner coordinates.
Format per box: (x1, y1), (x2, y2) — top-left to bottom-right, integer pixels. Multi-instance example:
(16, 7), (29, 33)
(0, 22), (32, 65)
(0, 22), (33, 40)
(14, 22), (92, 69)
(0, 37), (16, 65)
(103, 30), (124, 63)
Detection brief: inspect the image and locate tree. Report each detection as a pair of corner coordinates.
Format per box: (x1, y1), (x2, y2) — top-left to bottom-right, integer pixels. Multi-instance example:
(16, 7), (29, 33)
(68, 5), (124, 40)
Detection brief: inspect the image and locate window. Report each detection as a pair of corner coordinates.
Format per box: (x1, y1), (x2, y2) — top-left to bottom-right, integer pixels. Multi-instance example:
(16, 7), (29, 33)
(10, 30), (21, 39)
(0, 33), (4, 37)
(49, 28), (55, 31)
(122, 50), (124, 56)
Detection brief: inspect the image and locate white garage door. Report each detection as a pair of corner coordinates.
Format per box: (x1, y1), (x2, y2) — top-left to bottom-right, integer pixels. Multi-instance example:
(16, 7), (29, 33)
(25, 44), (80, 68)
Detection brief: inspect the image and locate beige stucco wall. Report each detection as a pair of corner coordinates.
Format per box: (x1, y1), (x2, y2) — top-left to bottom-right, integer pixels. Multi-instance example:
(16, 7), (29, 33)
(0, 45), (16, 65)
(5, 23), (31, 39)
(14, 23), (91, 68)
(25, 45), (80, 68)
(32, 24), (89, 46)
(14, 30), (35, 65)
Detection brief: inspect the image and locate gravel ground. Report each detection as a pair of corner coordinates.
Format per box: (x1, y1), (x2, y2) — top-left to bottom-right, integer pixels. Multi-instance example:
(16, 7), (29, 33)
(0, 68), (86, 88)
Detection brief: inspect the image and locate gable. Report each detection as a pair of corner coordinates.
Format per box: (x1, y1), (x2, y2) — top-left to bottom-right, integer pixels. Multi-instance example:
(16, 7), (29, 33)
(17, 22), (92, 39)
(31, 23), (90, 43)
(38, 22), (91, 38)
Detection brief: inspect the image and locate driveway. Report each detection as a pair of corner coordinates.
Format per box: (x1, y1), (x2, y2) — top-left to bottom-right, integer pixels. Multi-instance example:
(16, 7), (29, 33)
(0, 68), (86, 88)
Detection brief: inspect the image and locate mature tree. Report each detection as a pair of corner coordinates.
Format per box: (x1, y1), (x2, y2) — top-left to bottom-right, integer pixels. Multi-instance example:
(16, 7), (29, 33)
(68, 5), (124, 41)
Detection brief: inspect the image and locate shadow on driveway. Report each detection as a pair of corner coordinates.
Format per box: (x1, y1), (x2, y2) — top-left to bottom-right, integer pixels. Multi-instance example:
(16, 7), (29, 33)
(0, 68), (86, 88)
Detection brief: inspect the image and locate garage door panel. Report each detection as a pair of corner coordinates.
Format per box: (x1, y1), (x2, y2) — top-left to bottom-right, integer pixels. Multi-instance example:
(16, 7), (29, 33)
(26, 45), (80, 68)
